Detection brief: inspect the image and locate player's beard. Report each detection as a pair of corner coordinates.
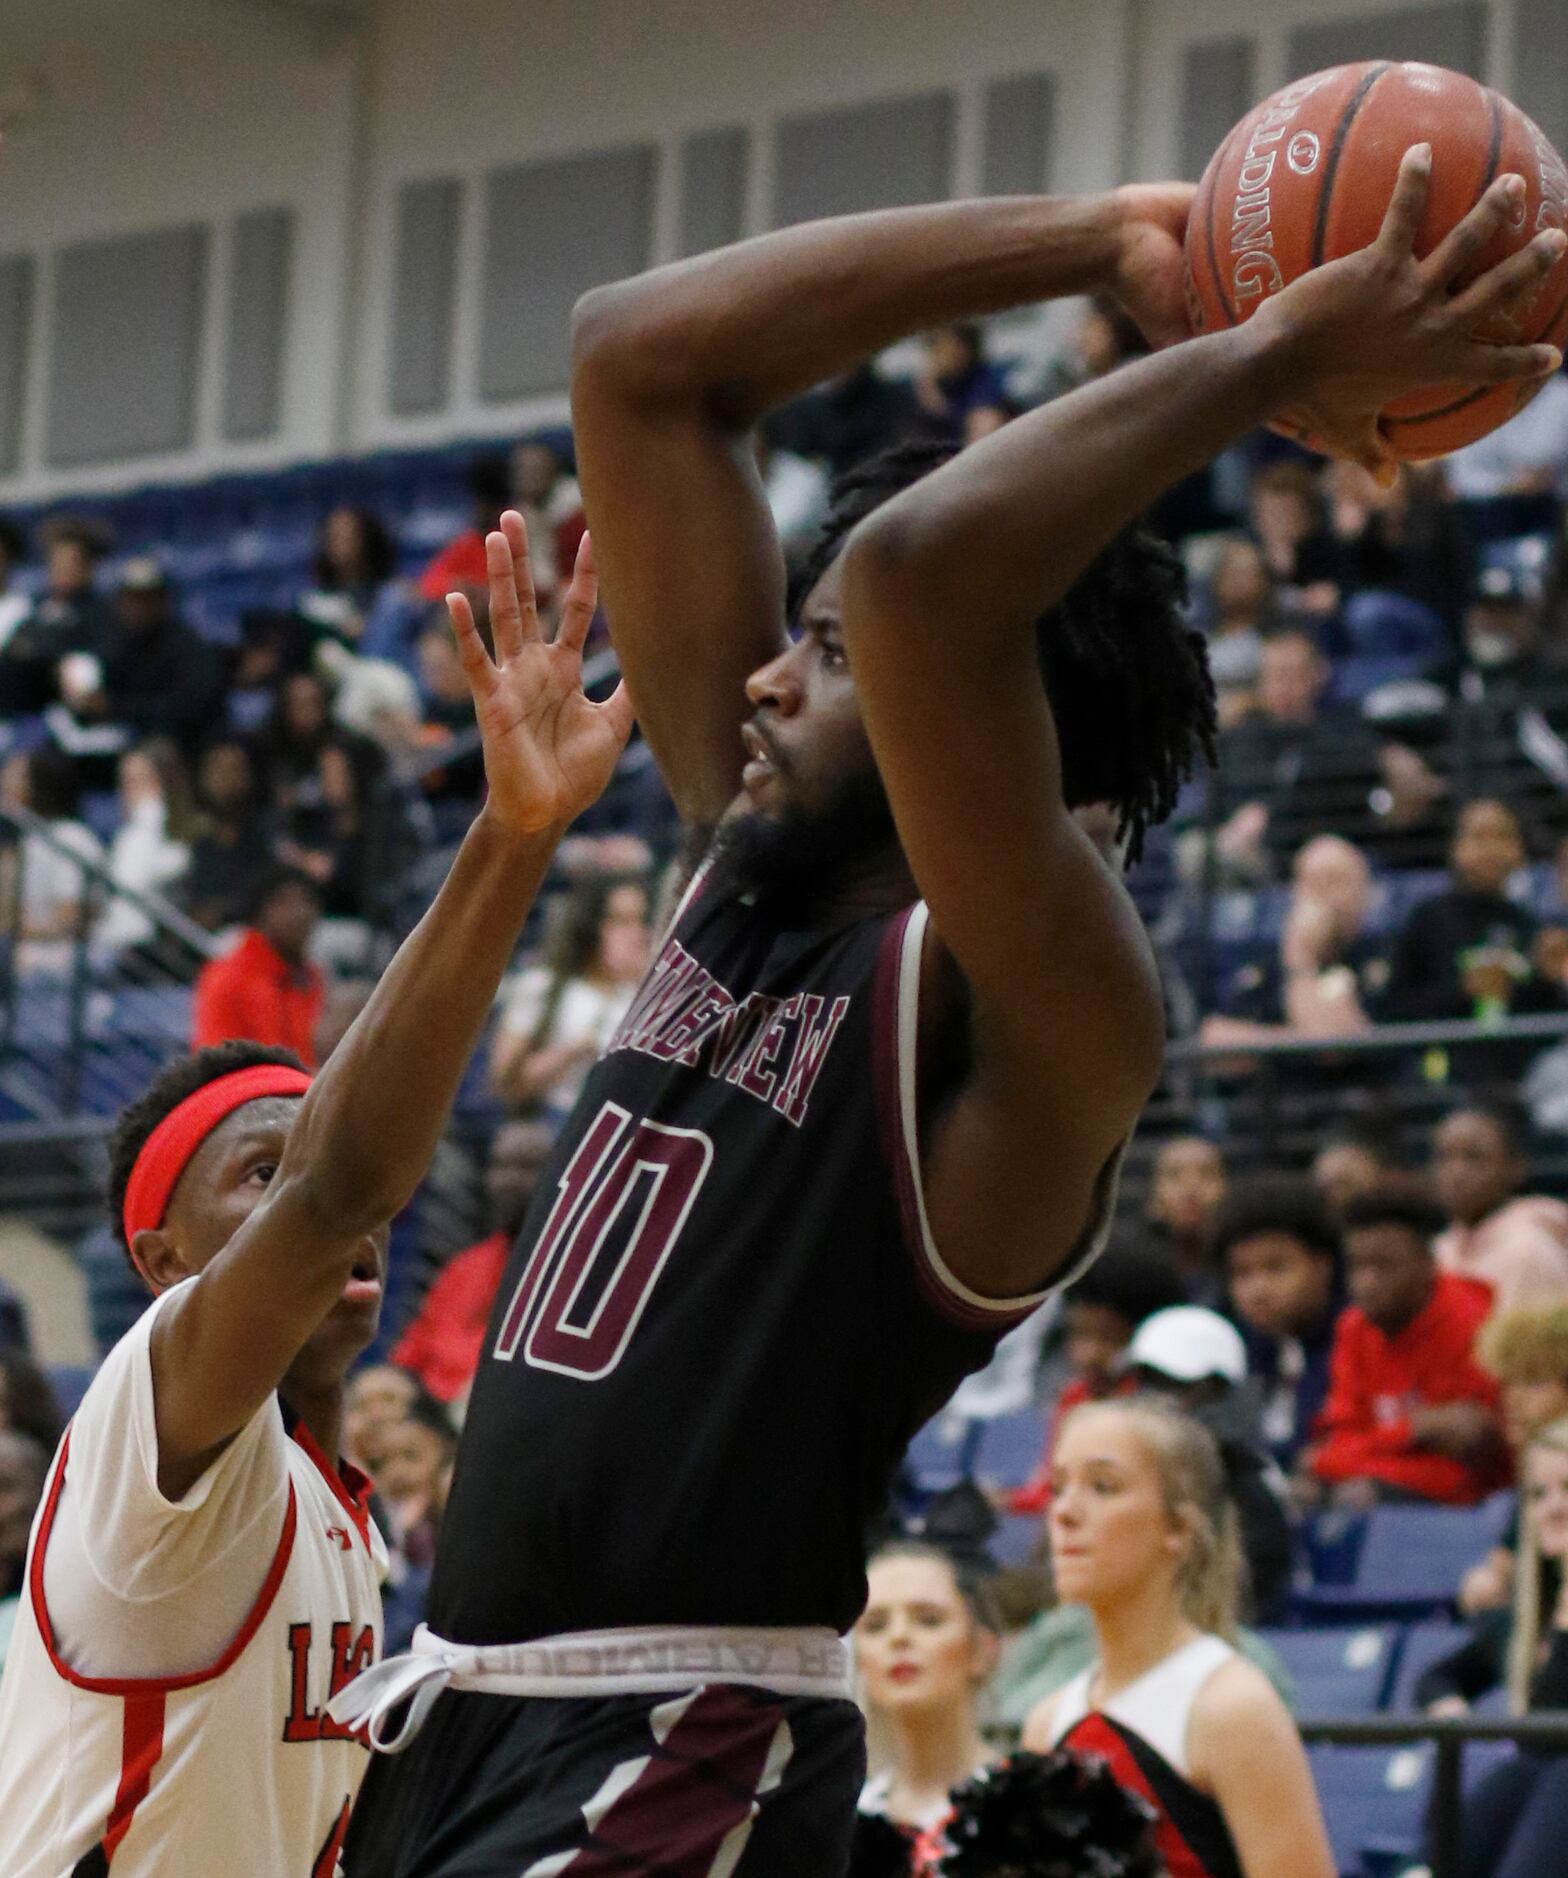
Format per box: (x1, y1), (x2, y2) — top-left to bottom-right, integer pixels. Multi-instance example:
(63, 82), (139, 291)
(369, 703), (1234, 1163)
(704, 759), (899, 919)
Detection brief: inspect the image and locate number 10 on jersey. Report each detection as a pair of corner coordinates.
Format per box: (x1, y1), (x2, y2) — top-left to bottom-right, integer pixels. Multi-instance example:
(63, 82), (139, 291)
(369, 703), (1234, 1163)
(492, 1101), (715, 1380)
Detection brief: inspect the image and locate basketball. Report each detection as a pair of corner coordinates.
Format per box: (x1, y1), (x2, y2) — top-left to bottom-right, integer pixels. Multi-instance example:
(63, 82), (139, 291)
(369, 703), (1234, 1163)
(1186, 61), (1568, 459)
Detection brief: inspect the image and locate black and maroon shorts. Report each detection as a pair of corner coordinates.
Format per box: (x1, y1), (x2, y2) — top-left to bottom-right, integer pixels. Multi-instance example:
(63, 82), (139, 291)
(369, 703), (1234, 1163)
(343, 1683), (864, 1877)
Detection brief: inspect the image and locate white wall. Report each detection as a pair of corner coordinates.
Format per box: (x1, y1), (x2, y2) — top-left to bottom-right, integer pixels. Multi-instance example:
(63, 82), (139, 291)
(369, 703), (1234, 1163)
(0, 0), (1534, 501)
(0, 4), (363, 496)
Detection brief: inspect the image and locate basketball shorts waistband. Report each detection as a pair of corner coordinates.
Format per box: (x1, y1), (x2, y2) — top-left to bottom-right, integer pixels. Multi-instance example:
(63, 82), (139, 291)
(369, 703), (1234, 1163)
(327, 1622), (856, 1753)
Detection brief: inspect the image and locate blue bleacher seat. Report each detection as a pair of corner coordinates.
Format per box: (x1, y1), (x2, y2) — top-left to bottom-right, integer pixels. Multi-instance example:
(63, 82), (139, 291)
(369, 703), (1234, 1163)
(1296, 1503), (1504, 1621)
(973, 1408), (1046, 1488)
(1386, 1621), (1468, 1712)
(904, 1414), (980, 1493)
(1259, 1626), (1398, 1718)
(1308, 1743), (1432, 1877)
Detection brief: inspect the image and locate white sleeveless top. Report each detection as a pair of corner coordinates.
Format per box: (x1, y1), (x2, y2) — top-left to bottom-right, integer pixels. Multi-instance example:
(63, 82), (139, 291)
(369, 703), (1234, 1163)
(1045, 1633), (1236, 1777)
(0, 1290), (386, 1877)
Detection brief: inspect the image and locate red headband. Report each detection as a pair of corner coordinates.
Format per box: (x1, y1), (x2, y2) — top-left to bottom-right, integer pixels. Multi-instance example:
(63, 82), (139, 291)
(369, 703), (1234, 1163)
(122, 1065), (313, 1264)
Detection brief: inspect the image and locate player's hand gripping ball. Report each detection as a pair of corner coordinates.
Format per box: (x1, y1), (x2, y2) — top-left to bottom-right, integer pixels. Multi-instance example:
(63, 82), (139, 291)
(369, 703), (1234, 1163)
(1186, 61), (1568, 458)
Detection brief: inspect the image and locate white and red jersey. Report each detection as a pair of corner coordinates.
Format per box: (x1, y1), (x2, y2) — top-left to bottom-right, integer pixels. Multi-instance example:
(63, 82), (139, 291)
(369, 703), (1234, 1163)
(0, 1287), (386, 1877)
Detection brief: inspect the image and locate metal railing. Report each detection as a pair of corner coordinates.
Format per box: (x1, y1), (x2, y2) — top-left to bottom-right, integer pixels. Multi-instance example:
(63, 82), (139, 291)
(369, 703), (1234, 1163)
(1298, 1712), (1568, 1878)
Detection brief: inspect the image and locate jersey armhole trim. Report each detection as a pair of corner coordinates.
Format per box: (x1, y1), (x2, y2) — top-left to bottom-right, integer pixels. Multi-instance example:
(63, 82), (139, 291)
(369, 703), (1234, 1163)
(288, 1419), (374, 1551)
(871, 902), (1055, 1332)
(28, 1429), (299, 1696)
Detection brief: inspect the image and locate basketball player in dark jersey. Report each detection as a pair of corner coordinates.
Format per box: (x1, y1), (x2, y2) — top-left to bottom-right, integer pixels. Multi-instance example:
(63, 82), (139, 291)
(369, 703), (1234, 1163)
(341, 153), (1563, 1876)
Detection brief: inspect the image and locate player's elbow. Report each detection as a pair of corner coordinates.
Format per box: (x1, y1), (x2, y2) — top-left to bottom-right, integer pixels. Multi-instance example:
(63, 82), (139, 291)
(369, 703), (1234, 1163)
(574, 283), (732, 420)
(839, 510), (960, 647)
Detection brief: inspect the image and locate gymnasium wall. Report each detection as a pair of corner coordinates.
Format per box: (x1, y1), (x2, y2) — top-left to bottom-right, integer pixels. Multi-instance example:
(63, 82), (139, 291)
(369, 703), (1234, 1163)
(0, 0), (1556, 501)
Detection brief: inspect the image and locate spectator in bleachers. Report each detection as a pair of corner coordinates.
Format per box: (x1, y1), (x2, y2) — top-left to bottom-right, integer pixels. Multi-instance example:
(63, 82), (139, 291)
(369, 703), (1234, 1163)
(1311, 1115), (1403, 1220)
(1123, 1307), (1293, 1622)
(82, 560), (225, 757)
(1199, 537), (1272, 726)
(0, 1351), (63, 1453)
(190, 864), (325, 1065)
(959, 393), (1021, 447)
(1208, 628), (1382, 881)
(342, 1361), (416, 1472)
(0, 746), (105, 961)
(224, 608), (313, 736)
(914, 322), (1010, 441)
(255, 668), (335, 813)
(1461, 1301), (1568, 1617)
(375, 1389), (457, 1572)
(276, 739), (377, 921)
(416, 454), (510, 607)
(770, 359), (924, 481)
(1247, 459), (1338, 621)
(298, 506), (399, 651)
(1023, 1400), (1335, 1878)
(1035, 294), (1148, 404)
(1141, 1135), (1228, 1302)
(1432, 1098), (1568, 1309)
(0, 516), (30, 663)
(0, 1430), (49, 1674)
(1308, 1179), (1505, 1509)
(511, 439), (586, 610)
(1214, 1179), (1342, 1473)
(1416, 1414), (1568, 1878)
(853, 1541), (999, 1852)
(1201, 835), (1388, 1064)
(90, 740), (199, 959)
(1319, 459), (1474, 636)
(0, 519), (109, 717)
(1005, 1243), (1186, 1514)
(413, 618), (486, 804)
(1383, 799), (1562, 1026)
(489, 874), (651, 1124)
(183, 738), (273, 933)
(1445, 366), (1568, 500)
(392, 1120), (555, 1406)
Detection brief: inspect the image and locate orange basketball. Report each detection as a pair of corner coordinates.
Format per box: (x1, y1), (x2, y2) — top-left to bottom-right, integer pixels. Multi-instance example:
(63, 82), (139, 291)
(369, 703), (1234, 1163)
(1185, 61), (1568, 459)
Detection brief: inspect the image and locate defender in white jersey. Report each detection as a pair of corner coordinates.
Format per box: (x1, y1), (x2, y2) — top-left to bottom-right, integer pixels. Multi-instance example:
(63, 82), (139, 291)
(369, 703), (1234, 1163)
(0, 514), (634, 1877)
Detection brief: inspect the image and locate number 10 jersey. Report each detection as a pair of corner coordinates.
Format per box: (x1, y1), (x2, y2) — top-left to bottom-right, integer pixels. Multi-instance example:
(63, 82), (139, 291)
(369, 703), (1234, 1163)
(430, 878), (1101, 1646)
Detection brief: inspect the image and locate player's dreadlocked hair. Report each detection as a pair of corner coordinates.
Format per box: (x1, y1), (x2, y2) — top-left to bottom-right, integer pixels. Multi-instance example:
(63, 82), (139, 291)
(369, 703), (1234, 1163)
(107, 1040), (307, 1267)
(790, 438), (1217, 862)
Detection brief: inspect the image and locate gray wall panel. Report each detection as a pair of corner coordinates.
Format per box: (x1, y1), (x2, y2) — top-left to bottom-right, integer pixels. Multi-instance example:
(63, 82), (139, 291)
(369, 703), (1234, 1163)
(1180, 39), (1256, 182)
(1513, 0), (1568, 159)
(679, 126), (749, 257)
(0, 256), (34, 479)
(1287, 4), (1487, 80)
(773, 92), (955, 227)
(479, 146), (657, 401)
(46, 225), (208, 467)
(223, 206), (293, 442)
(982, 73), (1056, 195)
(389, 178), (463, 416)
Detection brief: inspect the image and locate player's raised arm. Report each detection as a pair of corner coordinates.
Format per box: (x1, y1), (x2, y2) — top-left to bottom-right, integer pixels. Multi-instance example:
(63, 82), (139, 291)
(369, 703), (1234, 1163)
(142, 519), (632, 1494)
(569, 189), (1194, 830)
(836, 149), (1566, 1301)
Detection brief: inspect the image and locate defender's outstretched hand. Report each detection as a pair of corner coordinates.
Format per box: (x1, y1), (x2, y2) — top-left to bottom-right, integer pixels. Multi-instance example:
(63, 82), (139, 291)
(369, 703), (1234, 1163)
(1257, 145), (1568, 477)
(449, 513), (635, 835)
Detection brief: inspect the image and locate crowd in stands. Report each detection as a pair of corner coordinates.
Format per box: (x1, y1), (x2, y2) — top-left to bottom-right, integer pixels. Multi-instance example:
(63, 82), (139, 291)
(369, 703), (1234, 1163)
(12, 314), (1568, 1873)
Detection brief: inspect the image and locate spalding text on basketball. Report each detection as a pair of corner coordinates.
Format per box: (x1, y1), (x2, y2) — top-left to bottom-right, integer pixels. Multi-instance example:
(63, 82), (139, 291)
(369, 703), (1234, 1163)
(1230, 73), (1334, 301)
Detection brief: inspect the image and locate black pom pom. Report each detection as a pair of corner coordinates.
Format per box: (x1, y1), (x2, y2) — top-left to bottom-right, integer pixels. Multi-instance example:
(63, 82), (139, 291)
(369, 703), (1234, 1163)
(848, 1810), (918, 1878)
(934, 1750), (1162, 1878)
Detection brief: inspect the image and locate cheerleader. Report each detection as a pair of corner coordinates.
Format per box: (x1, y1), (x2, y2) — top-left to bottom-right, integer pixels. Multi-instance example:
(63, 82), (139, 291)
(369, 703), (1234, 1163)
(1023, 1399), (1333, 1878)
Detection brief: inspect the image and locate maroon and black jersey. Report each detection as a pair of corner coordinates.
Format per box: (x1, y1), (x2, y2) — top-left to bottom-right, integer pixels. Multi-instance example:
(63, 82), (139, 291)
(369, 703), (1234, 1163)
(430, 877), (1112, 1646)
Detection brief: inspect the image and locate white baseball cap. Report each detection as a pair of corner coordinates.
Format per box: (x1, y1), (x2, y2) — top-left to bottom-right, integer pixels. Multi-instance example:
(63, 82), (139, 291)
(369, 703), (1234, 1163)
(1125, 1306), (1247, 1386)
